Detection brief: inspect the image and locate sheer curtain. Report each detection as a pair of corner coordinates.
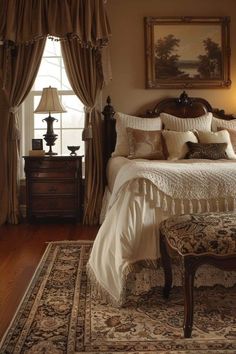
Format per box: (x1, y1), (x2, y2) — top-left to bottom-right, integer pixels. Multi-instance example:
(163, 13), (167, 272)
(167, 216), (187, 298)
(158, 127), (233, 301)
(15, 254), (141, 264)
(0, 0), (111, 225)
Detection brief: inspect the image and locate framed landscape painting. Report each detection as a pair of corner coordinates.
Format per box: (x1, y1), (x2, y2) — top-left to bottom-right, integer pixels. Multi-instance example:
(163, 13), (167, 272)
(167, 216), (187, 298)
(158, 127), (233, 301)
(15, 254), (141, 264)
(145, 17), (231, 89)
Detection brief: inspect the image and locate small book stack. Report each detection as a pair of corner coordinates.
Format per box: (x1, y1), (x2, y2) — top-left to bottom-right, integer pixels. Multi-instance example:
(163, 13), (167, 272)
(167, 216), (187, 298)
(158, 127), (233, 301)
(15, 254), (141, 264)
(29, 150), (45, 156)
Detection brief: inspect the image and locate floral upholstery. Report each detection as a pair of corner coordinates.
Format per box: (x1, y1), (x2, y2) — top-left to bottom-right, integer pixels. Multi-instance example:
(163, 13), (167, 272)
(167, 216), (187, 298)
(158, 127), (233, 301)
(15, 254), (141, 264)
(160, 212), (236, 256)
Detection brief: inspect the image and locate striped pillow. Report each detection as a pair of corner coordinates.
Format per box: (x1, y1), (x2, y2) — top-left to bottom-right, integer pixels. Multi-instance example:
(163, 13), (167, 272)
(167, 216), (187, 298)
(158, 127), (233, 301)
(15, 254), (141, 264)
(160, 112), (212, 132)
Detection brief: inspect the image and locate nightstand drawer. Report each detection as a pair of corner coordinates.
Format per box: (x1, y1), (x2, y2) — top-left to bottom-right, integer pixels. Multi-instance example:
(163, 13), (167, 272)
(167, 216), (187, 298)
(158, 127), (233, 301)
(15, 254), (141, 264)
(31, 182), (75, 195)
(31, 196), (75, 211)
(28, 171), (76, 178)
(26, 158), (77, 171)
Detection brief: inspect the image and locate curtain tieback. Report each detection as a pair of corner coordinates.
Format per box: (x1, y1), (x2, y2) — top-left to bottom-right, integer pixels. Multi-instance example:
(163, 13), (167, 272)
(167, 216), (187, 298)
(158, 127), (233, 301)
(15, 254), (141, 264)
(9, 106), (19, 114)
(82, 106), (96, 141)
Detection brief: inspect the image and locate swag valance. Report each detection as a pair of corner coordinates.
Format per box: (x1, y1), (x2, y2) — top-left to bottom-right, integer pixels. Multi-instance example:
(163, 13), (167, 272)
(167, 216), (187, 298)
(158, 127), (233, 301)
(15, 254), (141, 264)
(0, 0), (111, 47)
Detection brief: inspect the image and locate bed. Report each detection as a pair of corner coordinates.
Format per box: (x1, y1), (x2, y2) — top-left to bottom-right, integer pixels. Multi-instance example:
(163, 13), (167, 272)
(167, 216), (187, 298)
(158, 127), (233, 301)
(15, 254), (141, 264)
(87, 91), (236, 306)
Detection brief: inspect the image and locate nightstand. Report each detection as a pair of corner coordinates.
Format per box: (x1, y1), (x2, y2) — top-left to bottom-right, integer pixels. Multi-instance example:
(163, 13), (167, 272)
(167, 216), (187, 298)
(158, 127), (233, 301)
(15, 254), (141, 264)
(23, 155), (83, 221)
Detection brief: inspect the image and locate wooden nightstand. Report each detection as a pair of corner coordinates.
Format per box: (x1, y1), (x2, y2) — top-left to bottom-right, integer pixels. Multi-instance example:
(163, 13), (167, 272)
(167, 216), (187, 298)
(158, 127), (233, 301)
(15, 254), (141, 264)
(23, 155), (83, 221)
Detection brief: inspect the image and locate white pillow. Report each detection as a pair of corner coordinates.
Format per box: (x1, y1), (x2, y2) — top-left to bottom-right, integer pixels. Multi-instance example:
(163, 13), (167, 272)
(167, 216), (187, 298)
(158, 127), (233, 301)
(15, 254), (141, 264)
(162, 130), (198, 161)
(112, 112), (162, 157)
(160, 112), (212, 132)
(197, 130), (236, 159)
(212, 116), (236, 132)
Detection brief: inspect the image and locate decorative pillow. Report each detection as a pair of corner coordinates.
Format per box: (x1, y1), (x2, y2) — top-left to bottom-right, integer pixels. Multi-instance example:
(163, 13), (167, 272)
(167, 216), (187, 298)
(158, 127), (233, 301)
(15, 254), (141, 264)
(186, 142), (227, 160)
(197, 130), (236, 159)
(212, 116), (236, 132)
(162, 130), (198, 161)
(217, 127), (236, 153)
(112, 112), (162, 157)
(126, 128), (165, 160)
(160, 112), (212, 132)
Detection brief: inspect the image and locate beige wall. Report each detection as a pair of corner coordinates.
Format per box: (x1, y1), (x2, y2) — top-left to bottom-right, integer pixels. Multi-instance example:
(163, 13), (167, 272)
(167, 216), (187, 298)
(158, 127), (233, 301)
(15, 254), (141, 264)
(102, 0), (236, 115)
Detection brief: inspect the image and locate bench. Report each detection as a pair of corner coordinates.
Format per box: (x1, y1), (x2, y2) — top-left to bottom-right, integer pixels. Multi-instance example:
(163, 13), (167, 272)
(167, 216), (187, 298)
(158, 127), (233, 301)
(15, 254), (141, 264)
(159, 212), (236, 338)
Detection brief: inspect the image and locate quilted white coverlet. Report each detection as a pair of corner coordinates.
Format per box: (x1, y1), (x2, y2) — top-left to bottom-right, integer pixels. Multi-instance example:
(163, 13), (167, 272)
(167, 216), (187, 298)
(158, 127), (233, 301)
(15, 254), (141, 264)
(88, 159), (236, 306)
(109, 159), (236, 214)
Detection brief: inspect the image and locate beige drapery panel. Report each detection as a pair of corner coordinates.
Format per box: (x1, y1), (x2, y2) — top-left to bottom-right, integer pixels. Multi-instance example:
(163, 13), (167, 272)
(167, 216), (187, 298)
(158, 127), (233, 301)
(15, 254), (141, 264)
(61, 40), (105, 225)
(0, 39), (46, 224)
(0, 0), (110, 47)
(0, 0), (111, 225)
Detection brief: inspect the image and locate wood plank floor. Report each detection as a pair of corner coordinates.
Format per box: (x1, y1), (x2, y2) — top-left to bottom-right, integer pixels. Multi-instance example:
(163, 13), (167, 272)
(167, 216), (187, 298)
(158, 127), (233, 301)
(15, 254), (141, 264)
(0, 221), (98, 340)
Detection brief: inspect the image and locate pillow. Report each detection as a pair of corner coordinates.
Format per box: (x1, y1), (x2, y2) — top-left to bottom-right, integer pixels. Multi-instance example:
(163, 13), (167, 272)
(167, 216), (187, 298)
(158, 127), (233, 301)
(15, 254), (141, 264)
(162, 130), (198, 161)
(186, 142), (227, 160)
(126, 128), (165, 160)
(197, 130), (236, 159)
(160, 112), (212, 132)
(212, 116), (236, 132)
(112, 112), (162, 157)
(217, 127), (236, 153)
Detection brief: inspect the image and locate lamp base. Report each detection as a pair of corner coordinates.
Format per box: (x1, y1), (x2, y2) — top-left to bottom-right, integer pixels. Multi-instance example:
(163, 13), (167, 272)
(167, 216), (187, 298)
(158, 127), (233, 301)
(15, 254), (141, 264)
(45, 151), (58, 156)
(43, 132), (58, 156)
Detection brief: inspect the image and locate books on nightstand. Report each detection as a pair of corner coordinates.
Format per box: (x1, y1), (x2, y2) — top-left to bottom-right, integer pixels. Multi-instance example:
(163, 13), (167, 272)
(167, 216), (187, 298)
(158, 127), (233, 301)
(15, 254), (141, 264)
(28, 150), (45, 156)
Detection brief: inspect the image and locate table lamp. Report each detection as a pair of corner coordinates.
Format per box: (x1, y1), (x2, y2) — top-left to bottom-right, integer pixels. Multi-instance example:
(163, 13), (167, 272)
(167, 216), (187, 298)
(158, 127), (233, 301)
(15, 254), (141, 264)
(34, 86), (66, 156)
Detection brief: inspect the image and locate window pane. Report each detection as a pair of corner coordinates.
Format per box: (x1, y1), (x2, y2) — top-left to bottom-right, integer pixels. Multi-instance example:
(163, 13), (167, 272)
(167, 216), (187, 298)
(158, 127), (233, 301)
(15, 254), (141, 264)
(35, 58), (62, 90)
(61, 129), (84, 156)
(43, 39), (61, 57)
(61, 95), (84, 128)
(34, 96), (60, 129)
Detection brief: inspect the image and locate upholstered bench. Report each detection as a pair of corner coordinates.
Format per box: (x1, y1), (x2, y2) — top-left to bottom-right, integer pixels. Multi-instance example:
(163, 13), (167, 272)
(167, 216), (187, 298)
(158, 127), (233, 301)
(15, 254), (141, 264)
(159, 212), (236, 338)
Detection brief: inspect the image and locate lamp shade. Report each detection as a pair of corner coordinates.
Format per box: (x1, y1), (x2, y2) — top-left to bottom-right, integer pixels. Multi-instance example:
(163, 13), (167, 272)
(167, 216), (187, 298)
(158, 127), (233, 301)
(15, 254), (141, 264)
(34, 86), (66, 114)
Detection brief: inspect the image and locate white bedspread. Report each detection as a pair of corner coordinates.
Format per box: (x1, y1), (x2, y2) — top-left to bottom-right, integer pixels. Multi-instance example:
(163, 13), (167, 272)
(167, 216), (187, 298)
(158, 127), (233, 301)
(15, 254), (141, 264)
(88, 158), (236, 306)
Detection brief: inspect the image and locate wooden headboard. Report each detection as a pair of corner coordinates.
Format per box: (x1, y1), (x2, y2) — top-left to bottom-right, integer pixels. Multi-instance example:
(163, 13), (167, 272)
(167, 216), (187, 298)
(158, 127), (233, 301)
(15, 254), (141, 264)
(102, 91), (235, 167)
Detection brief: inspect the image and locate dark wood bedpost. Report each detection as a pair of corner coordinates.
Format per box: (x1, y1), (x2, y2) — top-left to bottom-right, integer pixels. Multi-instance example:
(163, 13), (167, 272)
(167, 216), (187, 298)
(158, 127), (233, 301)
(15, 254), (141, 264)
(102, 96), (116, 170)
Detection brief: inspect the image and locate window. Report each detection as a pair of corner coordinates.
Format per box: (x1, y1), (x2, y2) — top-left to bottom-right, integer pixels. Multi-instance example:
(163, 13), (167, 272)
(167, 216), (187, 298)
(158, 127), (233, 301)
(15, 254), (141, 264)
(23, 39), (84, 157)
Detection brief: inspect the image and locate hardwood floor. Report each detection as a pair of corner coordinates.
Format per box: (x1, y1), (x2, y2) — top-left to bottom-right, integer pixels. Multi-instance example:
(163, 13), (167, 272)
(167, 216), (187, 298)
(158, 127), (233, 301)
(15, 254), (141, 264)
(0, 221), (98, 340)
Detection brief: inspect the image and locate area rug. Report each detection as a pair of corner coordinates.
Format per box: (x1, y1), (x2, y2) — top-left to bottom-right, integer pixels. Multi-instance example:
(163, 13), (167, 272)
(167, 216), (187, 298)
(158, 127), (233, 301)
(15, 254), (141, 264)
(1, 241), (236, 354)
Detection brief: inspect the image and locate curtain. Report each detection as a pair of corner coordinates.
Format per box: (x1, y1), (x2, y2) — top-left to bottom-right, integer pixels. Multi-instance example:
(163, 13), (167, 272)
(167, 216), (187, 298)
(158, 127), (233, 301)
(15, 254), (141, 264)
(0, 0), (111, 225)
(0, 39), (46, 224)
(0, 0), (110, 47)
(61, 40), (105, 225)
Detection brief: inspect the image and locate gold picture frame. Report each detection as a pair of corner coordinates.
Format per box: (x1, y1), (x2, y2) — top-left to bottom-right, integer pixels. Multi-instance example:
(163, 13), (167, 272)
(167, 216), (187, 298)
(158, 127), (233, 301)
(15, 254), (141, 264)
(145, 17), (231, 89)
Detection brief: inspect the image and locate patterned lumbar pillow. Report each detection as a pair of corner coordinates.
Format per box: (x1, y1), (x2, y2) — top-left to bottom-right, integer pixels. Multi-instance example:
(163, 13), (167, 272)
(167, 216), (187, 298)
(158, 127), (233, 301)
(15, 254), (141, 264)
(186, 141), (228, 160)
(197, 130), (236, 159)
(126, 127), (165, 159)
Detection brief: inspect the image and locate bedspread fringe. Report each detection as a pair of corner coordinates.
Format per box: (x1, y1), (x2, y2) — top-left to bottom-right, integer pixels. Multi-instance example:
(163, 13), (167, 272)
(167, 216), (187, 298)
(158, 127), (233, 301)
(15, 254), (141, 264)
(134, 178), (236, 216)
(87, 258), (161, 307)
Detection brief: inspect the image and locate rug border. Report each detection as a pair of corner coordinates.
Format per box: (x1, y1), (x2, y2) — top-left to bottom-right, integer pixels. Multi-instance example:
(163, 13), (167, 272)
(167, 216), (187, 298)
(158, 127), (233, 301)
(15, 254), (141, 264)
(0, 239), (93, 348)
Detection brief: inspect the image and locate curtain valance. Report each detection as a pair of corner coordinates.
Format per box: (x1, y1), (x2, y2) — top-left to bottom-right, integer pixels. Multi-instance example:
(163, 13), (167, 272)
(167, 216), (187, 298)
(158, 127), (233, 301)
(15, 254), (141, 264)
(0, 0), (111, 47)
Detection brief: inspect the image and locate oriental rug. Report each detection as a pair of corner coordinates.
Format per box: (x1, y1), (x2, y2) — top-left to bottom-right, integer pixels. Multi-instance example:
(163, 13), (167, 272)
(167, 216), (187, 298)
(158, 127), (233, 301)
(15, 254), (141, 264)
(0, 241), (236, 354)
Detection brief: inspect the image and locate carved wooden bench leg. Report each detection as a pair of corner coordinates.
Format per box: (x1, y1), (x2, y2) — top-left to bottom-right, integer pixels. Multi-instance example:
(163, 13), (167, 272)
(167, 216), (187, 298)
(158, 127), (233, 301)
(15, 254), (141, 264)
(183, 256), (197, 338)
(160, 232), (173, 298)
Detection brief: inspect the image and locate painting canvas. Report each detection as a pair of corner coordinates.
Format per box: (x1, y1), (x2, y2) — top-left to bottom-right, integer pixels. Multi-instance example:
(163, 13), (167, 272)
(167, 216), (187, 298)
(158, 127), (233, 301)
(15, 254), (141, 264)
(145, 17), (231, 89)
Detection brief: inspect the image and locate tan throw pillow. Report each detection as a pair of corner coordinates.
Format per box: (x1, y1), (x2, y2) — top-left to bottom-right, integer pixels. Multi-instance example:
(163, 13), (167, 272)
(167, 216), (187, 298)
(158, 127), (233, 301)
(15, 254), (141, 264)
(112, 112), (162, 157)
(217, 127), (236, 153)
(126, 128), (165, 160)
(160, 112), (212, 132)
(197, 130), (236, 159)
(212, 116), (236, 132)
(162, 130), (198, 161)
(186, 142), (227, 160)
